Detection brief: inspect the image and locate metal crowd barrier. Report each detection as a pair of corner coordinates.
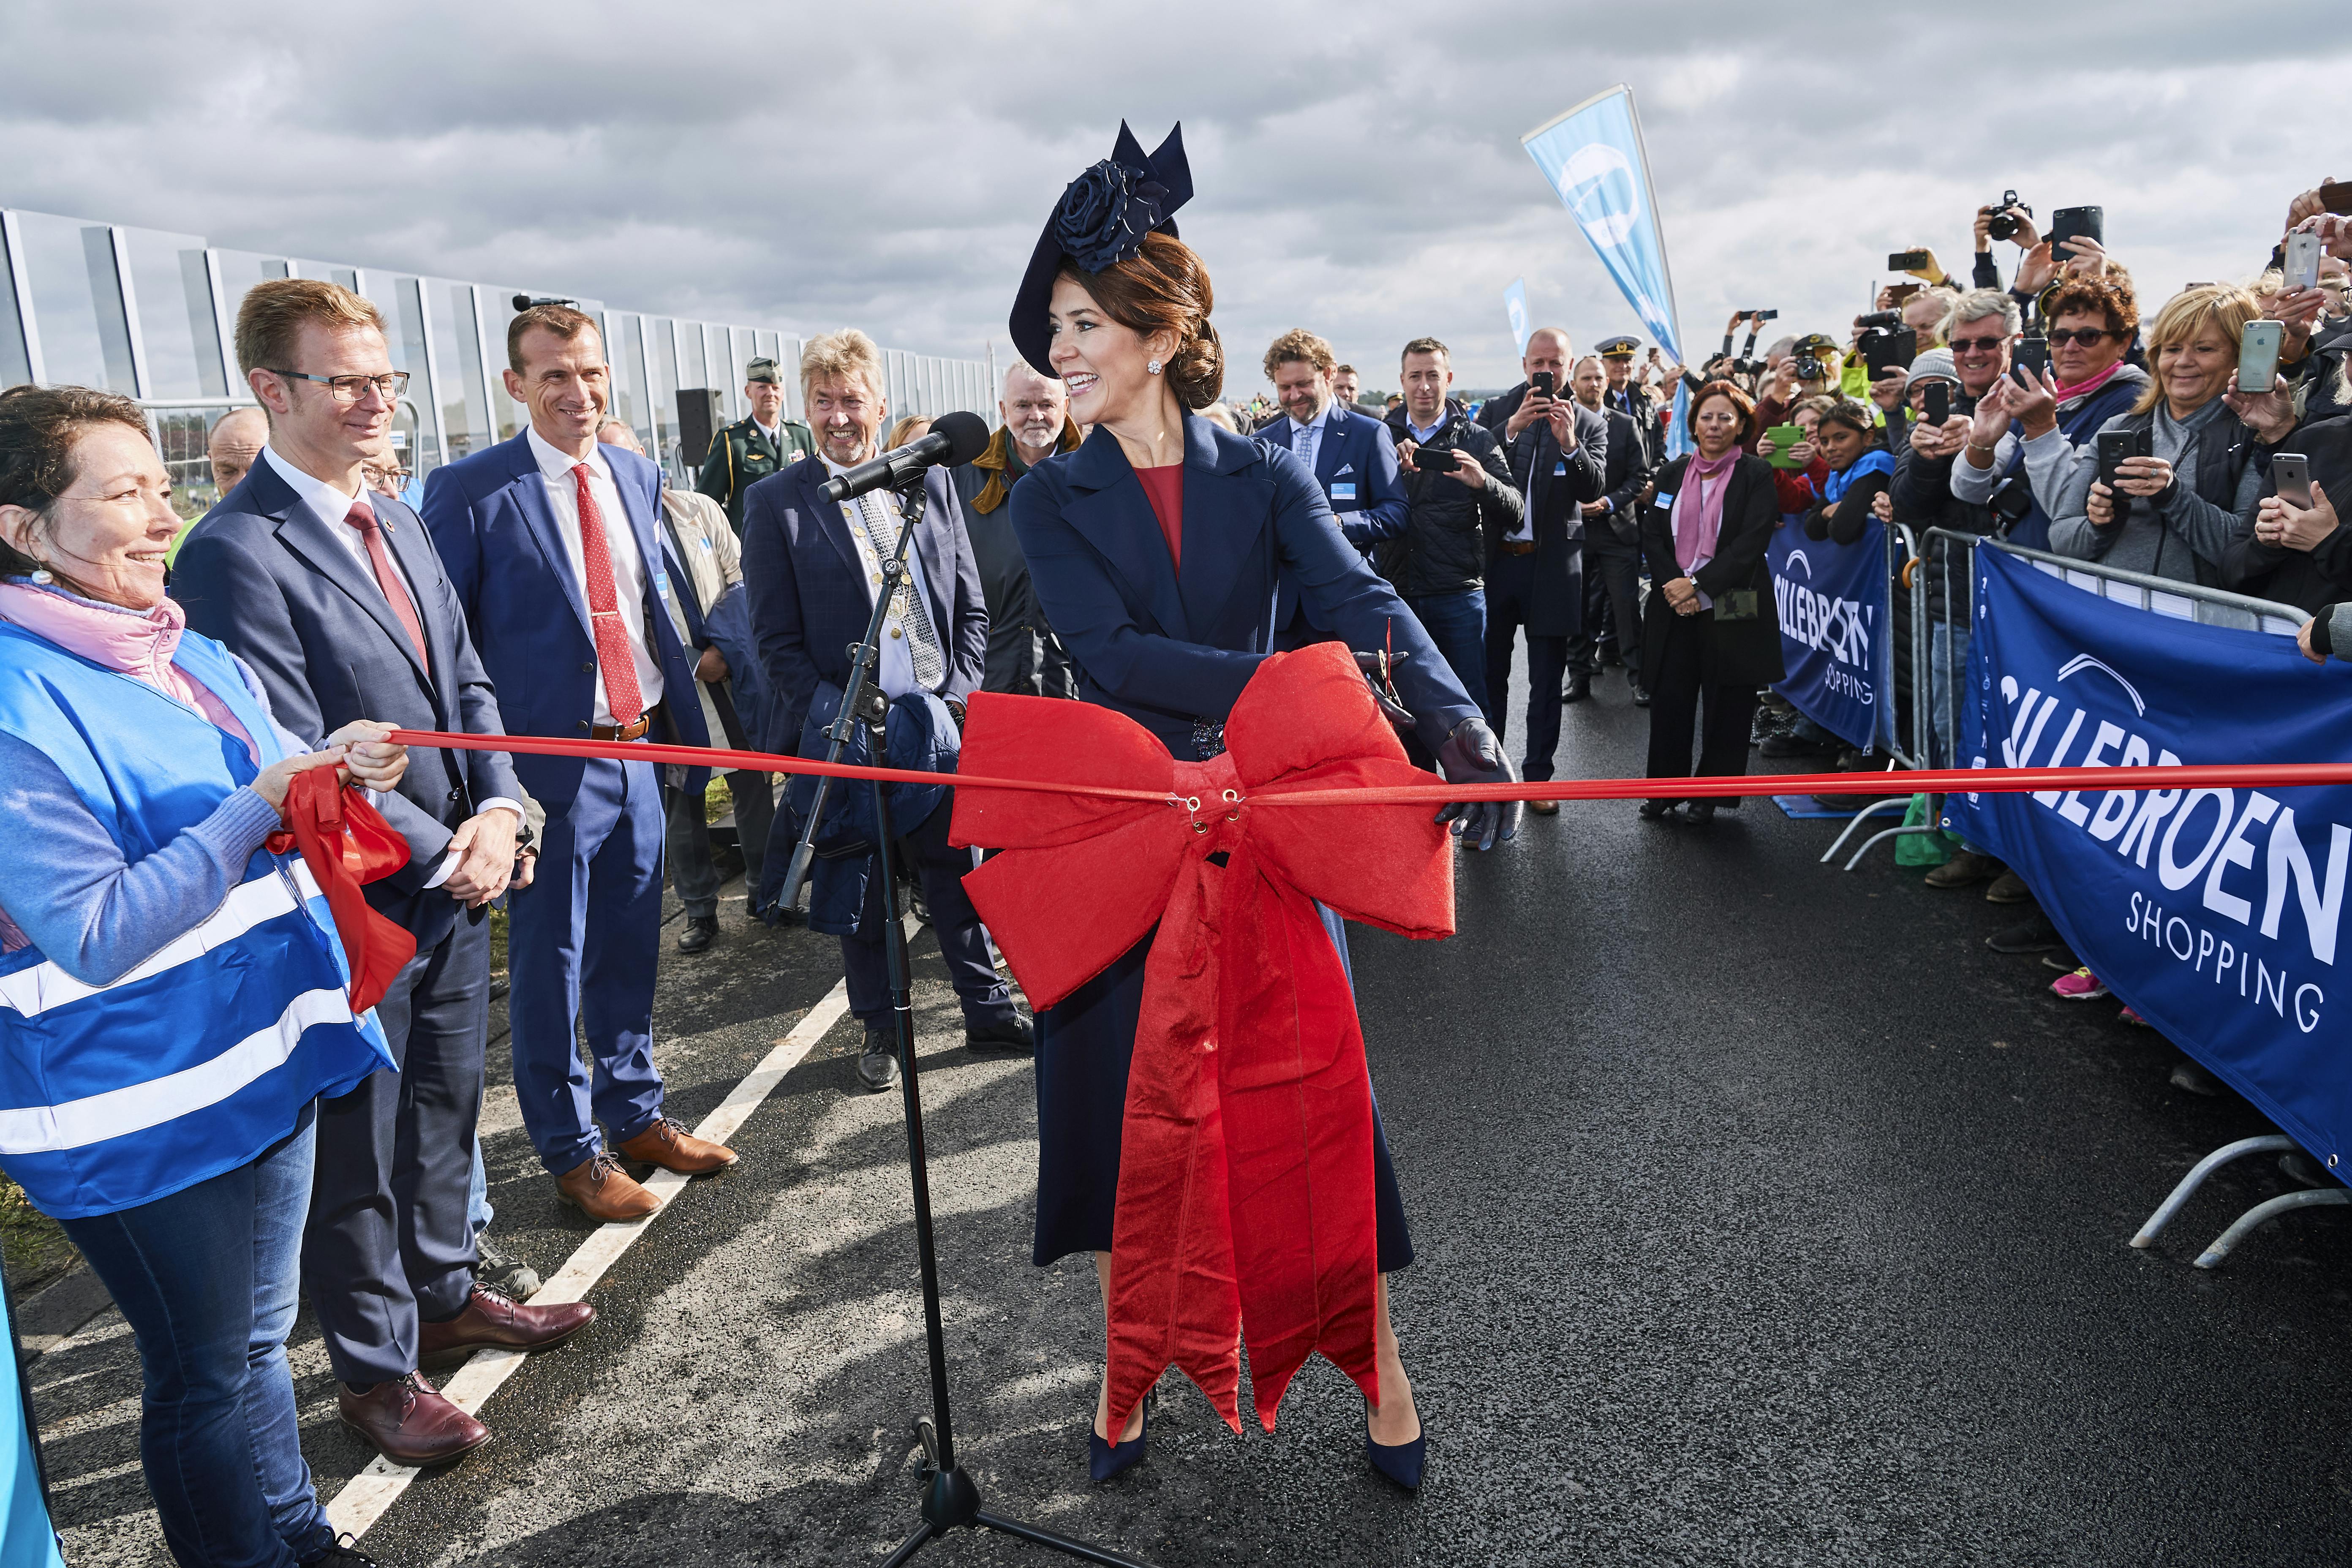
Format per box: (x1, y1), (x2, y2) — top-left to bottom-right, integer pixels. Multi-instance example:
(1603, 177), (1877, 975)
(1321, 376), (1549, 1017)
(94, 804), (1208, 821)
(1814, 525), (2336, 1266)
(1822, 528), (2310, 872)
(1812, 517), (1927, 866)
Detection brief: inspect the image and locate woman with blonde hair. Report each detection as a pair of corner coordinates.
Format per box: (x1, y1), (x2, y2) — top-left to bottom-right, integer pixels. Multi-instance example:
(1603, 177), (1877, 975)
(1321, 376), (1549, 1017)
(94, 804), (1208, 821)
(2050, 284), (2297, 583)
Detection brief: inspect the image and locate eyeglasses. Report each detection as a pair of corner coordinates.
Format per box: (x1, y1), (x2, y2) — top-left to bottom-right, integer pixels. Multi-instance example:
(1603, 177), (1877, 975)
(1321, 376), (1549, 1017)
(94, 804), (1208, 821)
(1947, 335), (2008, 355)
(266, 369), (410, 403)
(2045, 327), (2117, 347)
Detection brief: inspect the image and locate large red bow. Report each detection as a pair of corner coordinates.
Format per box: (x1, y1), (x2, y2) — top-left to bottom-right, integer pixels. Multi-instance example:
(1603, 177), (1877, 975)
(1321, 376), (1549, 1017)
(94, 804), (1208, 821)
(950, 642), (1454, 1437)
(267, 768), (416, 1015)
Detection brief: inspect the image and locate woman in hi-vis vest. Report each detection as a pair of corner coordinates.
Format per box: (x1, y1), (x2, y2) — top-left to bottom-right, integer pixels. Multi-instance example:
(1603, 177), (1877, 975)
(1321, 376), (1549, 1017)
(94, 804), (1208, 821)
(0, 385), (407, 1568)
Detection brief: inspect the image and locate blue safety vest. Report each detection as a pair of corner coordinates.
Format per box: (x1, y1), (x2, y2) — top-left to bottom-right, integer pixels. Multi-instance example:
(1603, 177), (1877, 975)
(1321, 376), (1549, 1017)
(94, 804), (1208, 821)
(0, 621), (392, 1219)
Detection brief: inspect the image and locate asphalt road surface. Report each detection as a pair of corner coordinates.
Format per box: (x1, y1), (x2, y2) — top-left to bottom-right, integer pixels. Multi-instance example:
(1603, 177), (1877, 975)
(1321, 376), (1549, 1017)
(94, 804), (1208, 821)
(36, 662), (2352, 1566)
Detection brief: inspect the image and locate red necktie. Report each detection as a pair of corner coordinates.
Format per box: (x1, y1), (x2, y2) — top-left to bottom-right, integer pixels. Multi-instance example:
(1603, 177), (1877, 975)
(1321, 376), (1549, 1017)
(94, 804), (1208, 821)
(572, 463), (645, 725)
(343, 500), (429, 670)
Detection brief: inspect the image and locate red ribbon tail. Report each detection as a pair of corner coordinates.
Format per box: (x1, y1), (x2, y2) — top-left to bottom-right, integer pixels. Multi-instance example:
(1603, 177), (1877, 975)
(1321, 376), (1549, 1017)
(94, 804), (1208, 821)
(1225, 874), (1380, 1431)
(274, 771), (417, 1017)
(1107, 866), (1245, 1437)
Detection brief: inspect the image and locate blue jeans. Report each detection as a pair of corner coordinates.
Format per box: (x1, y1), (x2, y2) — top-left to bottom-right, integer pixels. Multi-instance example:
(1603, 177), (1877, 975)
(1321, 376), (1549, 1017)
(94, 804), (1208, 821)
(60, 1107), (332, 1567)
(1402, 589), (1490, 722)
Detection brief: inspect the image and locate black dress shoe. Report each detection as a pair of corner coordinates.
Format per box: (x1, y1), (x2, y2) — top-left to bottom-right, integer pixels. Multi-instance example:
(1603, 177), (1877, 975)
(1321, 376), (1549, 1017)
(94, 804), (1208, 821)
(1638, 798), (1679, 821)
(1631, 682), (1651, 708)
(676, 915), (718, 953)
(1561, 672), (1592, 703)
(858, 1036), (901, 1092)
(966, 1013), (1036, 1054)
(762, 901), (806, 929)
(1685, 799), (1718, 825)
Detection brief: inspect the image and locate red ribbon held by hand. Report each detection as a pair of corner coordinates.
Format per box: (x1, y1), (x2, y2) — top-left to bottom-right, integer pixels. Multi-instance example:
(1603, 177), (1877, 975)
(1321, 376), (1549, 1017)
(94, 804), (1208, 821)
(266, 767), (416, 1015)
(950, 642), (1453, 1438)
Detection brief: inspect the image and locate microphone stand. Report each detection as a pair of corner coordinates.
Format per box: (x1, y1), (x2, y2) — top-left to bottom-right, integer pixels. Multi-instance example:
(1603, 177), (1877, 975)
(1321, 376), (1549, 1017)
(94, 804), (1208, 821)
(776, 472), (1150, 1568)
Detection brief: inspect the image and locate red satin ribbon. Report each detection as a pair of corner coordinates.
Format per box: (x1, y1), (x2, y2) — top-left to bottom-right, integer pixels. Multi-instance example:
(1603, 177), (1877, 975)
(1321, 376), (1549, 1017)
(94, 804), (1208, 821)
(265, 768), (416, 1015)
(378, 691), (2352, 1435)
(949, 642), (1451, 1437)
(381, 730), (2352, 806)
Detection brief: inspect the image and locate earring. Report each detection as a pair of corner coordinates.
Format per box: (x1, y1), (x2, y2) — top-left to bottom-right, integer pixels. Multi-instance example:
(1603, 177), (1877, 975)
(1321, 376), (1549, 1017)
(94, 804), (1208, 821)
(1146, 359), (1163, 376)
(29, 565), (53, 585)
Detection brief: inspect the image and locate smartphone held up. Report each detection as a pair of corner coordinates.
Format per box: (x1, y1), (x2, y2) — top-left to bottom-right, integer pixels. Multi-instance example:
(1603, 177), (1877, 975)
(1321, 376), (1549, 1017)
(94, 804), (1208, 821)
(2238, 320), (2285, 395)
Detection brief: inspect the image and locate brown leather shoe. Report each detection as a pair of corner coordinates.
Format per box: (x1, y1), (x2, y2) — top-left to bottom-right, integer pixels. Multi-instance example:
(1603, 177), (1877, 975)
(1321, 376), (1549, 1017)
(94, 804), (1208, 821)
(417, 1282), (596, 1360)
(1527, 798), (1559, 816)
(337, 1372), (488, 1466)
(615, 1115), (738, 1175)
(555, 1153), (660, 1222)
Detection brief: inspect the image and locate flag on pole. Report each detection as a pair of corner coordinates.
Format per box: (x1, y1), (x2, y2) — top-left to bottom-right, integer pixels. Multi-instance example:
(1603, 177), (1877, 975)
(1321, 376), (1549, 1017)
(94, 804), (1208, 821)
(1521, 85), (1690, 456)
(1503, 278), (1531, 354)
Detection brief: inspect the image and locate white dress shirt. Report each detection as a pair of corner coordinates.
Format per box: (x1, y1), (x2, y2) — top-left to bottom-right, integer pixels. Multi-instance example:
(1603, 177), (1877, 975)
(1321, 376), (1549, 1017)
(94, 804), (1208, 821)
(525, 425), (665, 724)
(823, 457), (942, 700)
(257, 446), (520, 882)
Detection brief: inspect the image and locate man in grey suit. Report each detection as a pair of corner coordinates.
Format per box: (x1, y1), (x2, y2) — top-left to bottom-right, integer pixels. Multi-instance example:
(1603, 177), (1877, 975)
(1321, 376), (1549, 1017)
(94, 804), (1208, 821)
(173, 280), (591, 1469)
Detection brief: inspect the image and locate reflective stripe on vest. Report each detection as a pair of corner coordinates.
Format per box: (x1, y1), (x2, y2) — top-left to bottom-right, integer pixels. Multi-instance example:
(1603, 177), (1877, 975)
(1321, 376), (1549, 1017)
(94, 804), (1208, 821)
(0, 621), (392, 1218)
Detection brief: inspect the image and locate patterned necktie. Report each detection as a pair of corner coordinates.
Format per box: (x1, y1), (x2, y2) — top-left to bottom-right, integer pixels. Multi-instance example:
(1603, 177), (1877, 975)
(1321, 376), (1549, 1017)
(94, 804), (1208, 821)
(342, 500), (429, 670)
(571, 463), (645, 724)
(852, 491), (945, 689)
(1296, 415), (1320, 476)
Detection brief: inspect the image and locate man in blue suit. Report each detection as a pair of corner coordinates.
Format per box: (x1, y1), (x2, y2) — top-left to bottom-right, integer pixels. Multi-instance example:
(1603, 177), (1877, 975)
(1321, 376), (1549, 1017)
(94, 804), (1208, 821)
(740, 329), (1029, 1093)
(1259, 330), (1408, 651)
(174, 279), (591, 1470)
(1258, 330), (1407, 557)
(422, 305), (738, 1223)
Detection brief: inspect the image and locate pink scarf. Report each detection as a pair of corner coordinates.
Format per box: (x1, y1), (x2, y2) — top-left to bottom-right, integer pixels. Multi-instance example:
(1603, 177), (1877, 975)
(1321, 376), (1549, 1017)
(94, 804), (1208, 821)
(2052, 359), (2125, 405)
(0, 580), (256, 758)
(1672, 448), (1740, 574)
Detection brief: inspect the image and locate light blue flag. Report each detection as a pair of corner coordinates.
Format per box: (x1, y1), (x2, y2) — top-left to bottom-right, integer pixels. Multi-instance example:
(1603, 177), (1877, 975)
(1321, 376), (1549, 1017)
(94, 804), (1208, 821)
(1522, 85), (1690, 457)
(1503, 278), (1530, 354)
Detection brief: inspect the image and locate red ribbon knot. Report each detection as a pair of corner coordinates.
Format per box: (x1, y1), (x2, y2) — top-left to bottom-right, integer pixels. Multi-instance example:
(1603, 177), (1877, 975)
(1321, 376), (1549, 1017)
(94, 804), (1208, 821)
(950, 642), (1456, 1438)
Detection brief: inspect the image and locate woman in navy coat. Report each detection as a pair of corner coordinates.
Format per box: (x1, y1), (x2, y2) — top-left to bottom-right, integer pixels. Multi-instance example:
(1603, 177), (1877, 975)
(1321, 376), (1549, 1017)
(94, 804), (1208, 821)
(1003, 122), (1519, 1489)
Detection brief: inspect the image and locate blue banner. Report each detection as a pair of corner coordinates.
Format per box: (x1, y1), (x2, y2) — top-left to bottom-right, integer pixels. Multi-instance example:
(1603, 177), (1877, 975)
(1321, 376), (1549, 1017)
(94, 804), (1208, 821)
(1946, 549), (2352, 1166)
(1503, 278), (1530, 354)
(1521, 85), (1688, 457)
(1767, 519), (1893, 753)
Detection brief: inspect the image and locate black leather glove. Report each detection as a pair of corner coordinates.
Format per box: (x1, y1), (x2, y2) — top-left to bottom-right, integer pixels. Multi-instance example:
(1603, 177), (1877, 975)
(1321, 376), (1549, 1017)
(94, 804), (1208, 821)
(1353, 651), (1413, 733)
(1434, 716), (1520, 851)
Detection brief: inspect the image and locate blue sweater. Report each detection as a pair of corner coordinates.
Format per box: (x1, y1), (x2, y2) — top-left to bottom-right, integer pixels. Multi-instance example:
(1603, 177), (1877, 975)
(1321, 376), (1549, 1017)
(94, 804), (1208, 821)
(0, 654), (308, 987)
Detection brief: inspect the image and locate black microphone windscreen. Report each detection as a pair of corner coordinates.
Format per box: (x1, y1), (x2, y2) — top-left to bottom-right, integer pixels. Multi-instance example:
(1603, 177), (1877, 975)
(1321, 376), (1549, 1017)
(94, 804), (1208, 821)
(931, 409), (991, 467)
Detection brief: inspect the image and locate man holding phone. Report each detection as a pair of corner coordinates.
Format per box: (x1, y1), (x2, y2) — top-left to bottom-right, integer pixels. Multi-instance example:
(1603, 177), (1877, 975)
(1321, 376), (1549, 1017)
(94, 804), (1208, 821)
(1472, 327), (1604, 788)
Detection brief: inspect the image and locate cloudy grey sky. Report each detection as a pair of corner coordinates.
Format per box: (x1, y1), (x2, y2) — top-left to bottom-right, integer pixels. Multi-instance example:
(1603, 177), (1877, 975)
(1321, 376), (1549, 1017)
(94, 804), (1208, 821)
(6, 0), (2344, 396)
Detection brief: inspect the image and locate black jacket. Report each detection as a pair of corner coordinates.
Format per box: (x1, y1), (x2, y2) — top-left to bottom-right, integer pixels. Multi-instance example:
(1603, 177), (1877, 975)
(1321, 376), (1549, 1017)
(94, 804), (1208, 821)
(1890, 405), (1998, 621)
(950, 428), (1080, 697)
(1637, 453), (1786, 688)
(1377, 405), (1523, 595)
(2225, 412), (2352, 612)
(1593, 405), (1651, 546)
(1478, 382), (1607, 537)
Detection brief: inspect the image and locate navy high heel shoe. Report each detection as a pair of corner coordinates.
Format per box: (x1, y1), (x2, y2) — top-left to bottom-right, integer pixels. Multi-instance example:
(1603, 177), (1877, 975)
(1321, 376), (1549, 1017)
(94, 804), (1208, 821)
(1088, 1389), (1153, 1483)
(1366, 1405), (1426, 1491)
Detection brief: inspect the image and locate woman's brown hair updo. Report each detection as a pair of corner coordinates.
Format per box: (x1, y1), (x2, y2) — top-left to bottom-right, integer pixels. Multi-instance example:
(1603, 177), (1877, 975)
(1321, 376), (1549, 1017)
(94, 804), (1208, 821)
(1056, 231), (1224, 409)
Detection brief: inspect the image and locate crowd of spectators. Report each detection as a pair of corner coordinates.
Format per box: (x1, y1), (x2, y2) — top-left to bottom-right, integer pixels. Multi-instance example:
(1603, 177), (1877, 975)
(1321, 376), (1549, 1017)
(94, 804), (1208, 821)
(11, 173), (2352, 1564)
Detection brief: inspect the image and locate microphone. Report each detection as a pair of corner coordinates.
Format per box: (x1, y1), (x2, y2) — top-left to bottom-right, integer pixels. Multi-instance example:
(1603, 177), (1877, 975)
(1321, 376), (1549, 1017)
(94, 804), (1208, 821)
(820, 410), (991, 503)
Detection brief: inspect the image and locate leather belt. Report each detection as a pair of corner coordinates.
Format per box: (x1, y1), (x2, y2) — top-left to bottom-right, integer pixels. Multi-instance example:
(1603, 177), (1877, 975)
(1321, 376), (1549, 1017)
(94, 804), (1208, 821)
(1497, 539), (1538, 556)
(586, 712), (652, 742)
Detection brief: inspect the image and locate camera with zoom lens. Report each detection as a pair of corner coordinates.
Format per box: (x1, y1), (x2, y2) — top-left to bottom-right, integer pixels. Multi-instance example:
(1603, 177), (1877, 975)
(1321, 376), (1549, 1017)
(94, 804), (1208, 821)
(1794, 354), (1827, 382)
(1984, 189), (2031, 242)
(1856, 310), (1903, 331)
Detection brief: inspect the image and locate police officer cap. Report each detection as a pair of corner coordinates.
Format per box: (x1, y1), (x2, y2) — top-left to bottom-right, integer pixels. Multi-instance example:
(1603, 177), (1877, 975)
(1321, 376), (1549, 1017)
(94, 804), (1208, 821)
(1794, 332), (1840, 354)
(1597, 335), (1640, 358)
(745, 358), (784, 384)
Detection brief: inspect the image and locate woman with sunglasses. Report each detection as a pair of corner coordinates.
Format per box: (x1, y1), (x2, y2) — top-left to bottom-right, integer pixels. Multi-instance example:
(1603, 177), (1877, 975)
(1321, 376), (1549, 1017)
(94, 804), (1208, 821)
(2051, 283), (2298, 584)
(1951, 275), (2149, 551)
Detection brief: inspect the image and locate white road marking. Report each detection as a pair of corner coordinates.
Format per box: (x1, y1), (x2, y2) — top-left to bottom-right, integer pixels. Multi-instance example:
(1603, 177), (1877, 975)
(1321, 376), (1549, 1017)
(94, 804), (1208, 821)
(323, 972), (856, 1540)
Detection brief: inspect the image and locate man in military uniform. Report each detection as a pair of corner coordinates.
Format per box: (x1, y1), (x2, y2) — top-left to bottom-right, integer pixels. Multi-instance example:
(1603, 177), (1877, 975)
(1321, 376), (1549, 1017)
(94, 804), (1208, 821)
(1596, 335), (1661, 466)
(697, 356), (815, 534)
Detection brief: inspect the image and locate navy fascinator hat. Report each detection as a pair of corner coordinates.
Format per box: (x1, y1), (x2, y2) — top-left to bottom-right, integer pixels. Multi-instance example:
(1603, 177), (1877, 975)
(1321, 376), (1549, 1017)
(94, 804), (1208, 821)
(1008, 121), (1193, 381)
